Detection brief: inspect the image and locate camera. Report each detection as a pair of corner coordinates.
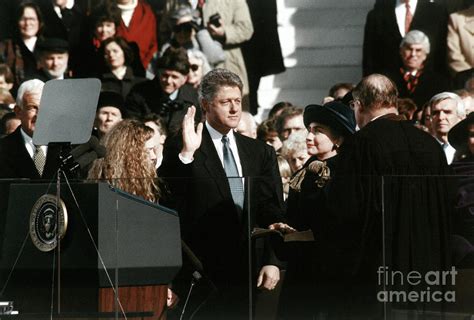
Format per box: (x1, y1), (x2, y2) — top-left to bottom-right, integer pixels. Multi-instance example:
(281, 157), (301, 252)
(209, 13), (221, 27)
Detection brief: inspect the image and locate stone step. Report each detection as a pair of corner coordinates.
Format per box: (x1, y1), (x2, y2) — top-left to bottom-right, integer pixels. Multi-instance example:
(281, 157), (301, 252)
(283, 0), (374, 9)
(285, 8), (368, 29)
(278, 25), (365, 48)
(283, 46), (362, 68)
(260, 66), (361, 90)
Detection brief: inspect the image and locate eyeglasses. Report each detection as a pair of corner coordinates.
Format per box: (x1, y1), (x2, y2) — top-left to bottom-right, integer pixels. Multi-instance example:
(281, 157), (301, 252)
(19, 17), (38, 23)
(190, 64), (201, 72)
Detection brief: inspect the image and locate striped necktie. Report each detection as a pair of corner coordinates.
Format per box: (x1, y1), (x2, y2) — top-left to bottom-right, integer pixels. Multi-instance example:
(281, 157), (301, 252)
(405, 0), (413, 34)
(222, 135), (244, 209)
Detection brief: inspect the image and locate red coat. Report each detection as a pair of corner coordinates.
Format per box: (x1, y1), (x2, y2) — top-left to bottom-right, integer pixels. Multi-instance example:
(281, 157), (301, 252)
(117, 0), (157, 69)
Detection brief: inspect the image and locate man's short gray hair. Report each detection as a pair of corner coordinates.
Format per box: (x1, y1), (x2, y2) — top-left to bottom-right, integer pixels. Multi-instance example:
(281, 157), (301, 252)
(16, 79), (45, 109)
(429, 92), (465, 118)
(198, 68), (243, 103)
(400, 30), (430, 54)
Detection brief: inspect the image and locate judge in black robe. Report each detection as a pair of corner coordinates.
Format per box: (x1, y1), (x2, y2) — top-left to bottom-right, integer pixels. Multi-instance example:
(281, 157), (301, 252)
(325, 74), (453, 318)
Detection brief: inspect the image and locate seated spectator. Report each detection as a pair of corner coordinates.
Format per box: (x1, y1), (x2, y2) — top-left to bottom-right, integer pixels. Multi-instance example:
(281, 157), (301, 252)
(386, 30), (450, 108)
(280, 131), (310, 173)
(79, 3), (145, 78)
(0, 2), (44, 88)
(397, 97), (417, 120)
(126, 47), (200, 135)
(143, 113), (167, 169)
(447, 0), (474, 89)
(33, 37), (70, 81)
(115, 0), (158, 72)
(99, 36), (145, 99)
(236, 111), (257, 138)
(0, 64), (15, 96)
(187, 49), (211, 89)
(414, 102), (433, 133)
(267, 101), (293, 119)
(0, 79), (61, 179)
(0, 112), (21, 137)
(275, 106), (306, 142)
(455, 89), (474, 115)
(257, 118), (282, 151)
(429, 92), (466, 164)
(94, 91), (125, 140)
(277, 155), (291, 201)
(322, 82), (354, 104)
(0, 88), (15, 106)
(159, 4), (225, 68)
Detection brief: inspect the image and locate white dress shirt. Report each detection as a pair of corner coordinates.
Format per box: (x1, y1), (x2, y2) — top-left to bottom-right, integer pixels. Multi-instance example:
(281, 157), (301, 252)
(20, 127), (47, 159)
(53, 0), (75, 18)
(395, 0), (418, 37)
(437, 140), (456, 165)
(179, 122), (243, 177)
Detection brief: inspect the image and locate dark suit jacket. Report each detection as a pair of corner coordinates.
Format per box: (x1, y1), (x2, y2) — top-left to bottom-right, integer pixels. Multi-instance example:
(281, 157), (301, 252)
(386, 68), (451, 108)
(0, 126), (60, 179)
(159, 126), (284, 284)
(125, 81), (200, 135)
(37, 0), (88, 75)
(363, 0), (448, 76)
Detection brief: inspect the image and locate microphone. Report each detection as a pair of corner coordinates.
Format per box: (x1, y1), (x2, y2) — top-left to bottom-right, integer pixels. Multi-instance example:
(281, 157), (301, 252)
(60, 136), (106, 173)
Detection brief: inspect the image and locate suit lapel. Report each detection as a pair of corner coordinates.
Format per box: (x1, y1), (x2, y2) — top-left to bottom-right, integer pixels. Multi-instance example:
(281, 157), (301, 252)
(198, 127), (231, 200)
(10, 128), (40, 179)
(383, 2), (402, 39)
(234, 133), (251, 179)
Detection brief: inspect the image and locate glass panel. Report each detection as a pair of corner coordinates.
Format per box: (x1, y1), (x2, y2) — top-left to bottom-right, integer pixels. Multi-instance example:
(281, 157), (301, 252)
(10, 172), (473, 320)
(380, 174), (474, 320)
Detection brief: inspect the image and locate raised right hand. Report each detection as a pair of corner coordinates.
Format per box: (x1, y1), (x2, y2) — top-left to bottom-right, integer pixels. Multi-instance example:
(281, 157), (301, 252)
(181, 106), (203, 159)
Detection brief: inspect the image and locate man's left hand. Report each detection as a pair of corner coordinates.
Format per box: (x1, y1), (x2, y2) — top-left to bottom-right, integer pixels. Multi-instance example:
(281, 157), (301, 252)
(207, 21), (225, 38)
(257, 265), (280, 290)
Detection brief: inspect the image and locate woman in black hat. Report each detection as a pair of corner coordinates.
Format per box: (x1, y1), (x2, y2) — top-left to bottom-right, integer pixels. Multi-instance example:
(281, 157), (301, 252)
(277, 101), (356, 320)
(449, 112), (474, 163)
(448, 113), (474, 267)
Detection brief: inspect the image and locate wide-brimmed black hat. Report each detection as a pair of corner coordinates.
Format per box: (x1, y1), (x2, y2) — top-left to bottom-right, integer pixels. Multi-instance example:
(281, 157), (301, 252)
(448, 112), (474, 150)
(36, 37), (69, 53)
(304, 101), (356, 137)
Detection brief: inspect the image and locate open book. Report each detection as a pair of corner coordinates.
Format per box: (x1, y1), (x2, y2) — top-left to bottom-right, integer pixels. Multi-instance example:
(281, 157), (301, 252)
(251, 228), (315, 242)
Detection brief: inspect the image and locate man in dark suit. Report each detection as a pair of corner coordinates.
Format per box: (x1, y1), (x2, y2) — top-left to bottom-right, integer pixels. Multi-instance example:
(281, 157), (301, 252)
(159, 68), (284, 319)
(36, 0), (88, 76)
(0, 79), (60, 179)
(126, 47), (200, 136)
(386, 30), (450, 108)
(324, 74), (453, 318)
(363, 0), (448, 77)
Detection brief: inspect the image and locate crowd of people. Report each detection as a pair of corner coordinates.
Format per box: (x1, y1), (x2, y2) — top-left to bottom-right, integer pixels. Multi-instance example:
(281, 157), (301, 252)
(0, 0), (474, 319)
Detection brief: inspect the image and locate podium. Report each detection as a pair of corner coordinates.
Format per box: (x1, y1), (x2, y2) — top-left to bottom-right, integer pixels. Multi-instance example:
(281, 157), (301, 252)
(0, 182), (182, 317)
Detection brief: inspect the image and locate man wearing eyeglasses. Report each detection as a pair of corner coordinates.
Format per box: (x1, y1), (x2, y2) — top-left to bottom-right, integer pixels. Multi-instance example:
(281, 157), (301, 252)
(126, 46), (200, 135)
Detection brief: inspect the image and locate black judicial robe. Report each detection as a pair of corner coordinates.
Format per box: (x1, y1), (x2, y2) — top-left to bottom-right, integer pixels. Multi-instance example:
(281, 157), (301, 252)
(324, 114), (453, 317)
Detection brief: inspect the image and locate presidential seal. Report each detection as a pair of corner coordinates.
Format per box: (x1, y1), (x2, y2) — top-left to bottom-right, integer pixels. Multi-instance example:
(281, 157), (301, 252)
(29, 194), (68, 252)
